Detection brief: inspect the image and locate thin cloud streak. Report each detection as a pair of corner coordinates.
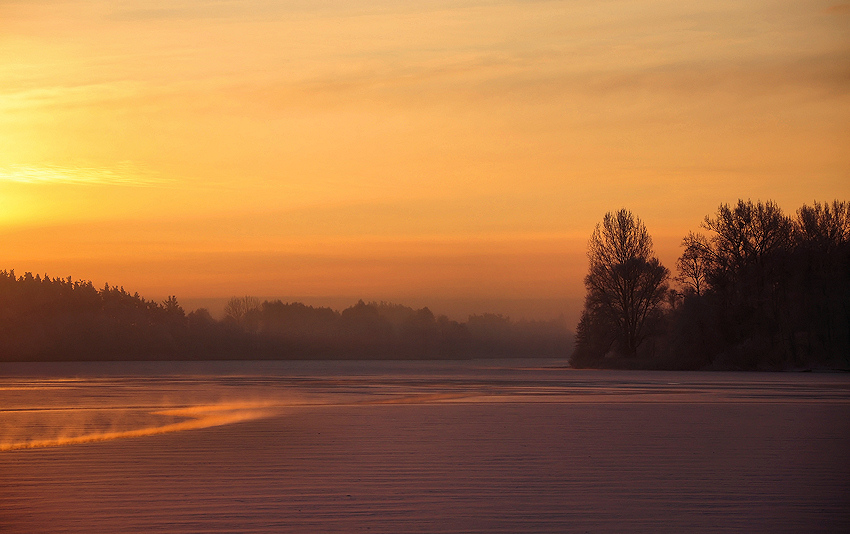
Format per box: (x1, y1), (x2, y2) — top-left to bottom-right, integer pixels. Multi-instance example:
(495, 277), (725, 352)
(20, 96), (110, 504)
(0, 162), (170, 187)
(235, 51), (850, 112)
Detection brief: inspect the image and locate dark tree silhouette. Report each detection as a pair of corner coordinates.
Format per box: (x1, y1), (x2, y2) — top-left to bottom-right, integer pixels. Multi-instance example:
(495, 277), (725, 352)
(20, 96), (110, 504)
(223, 296), (261, 328)
(665, 199), (850, 369)
(0, 271), (189, 361)
(795, 200), (850, 253)
(676, 232), (709, 296)
(788, 200), (850, 364)
(572, 209), (669, 365)
(674, 200), (794, 367)
(684, 199), (793, 295)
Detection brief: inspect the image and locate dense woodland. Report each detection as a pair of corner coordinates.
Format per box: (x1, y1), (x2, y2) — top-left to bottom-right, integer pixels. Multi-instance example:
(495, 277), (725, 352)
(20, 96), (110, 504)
(0, 273), (571, 361)
(571, 200), (850, 370)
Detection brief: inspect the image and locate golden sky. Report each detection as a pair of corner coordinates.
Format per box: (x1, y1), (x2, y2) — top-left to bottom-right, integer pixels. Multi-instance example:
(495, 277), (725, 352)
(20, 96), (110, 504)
(1, 0), (848, 322)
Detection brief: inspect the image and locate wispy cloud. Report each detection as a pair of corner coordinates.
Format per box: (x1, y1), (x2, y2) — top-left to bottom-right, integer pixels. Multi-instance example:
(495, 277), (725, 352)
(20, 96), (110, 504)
(582, 52), (850, 98)
(106, 0), (500, 22)
(0, 81), (144, 112)
(0, 162), (170, 187)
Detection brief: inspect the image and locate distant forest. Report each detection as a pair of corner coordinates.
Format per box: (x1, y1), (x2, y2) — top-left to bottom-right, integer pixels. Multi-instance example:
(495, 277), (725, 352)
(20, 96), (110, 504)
(572, 199), (850, 371)
(0, 273), (571, 362)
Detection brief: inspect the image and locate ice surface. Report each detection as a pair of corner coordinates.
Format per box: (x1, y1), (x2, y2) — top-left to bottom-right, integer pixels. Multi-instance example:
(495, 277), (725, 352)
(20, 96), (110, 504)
(1, 360), (849, 532)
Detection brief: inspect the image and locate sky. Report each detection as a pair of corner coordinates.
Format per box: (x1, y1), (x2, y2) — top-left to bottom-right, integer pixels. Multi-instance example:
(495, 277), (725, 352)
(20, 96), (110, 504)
(1, 0), (848, 324)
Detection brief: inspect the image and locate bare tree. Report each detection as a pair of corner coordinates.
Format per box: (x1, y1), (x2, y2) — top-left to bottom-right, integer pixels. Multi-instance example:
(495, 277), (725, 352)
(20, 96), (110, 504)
(677, 232), (709, 296)
(577, 209), (669, 359)
(795, 200), (850, 252)
(696, 199), (793, 291)
(224, 296), (261, 327)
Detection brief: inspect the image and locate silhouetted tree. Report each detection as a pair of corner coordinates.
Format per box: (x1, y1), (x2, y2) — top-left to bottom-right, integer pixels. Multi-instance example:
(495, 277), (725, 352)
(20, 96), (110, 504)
(665, 199), (850, 369)
(223, 296), (261, 328)
(795, 200), (850, 253)
(162, 295), (184, 316)
(787, 200), (850, 364)
(684, 200), (793, 294)
(572, 209), (669, 364)
(676, 232), (709, 296)
(675, 200), (794, 367)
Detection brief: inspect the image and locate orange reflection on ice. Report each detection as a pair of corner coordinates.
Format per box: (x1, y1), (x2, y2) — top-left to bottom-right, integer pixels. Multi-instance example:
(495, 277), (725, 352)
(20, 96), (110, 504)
(0, 402), (279, 452)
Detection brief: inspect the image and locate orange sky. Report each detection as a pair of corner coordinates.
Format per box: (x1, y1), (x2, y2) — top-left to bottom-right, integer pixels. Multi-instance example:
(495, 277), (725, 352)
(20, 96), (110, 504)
(1, 0), (848, 324)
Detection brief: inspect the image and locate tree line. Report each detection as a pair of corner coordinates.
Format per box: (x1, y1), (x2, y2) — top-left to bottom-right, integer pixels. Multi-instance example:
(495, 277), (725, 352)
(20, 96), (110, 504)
(0, 272), (571, 361)
(571, 200), (850, 370)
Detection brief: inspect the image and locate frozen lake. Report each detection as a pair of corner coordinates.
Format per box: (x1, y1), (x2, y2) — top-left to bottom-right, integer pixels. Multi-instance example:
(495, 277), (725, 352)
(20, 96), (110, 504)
(2, 359), (849, 532)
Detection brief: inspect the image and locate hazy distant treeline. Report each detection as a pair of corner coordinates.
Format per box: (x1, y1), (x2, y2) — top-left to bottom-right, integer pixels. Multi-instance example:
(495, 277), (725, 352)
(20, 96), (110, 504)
(0, 273), (572, 361)
(572, 199), (850, 370)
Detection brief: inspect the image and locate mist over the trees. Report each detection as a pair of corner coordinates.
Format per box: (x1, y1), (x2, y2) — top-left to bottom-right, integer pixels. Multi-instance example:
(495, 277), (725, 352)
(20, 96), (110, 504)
(0, 273), (571, 362)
